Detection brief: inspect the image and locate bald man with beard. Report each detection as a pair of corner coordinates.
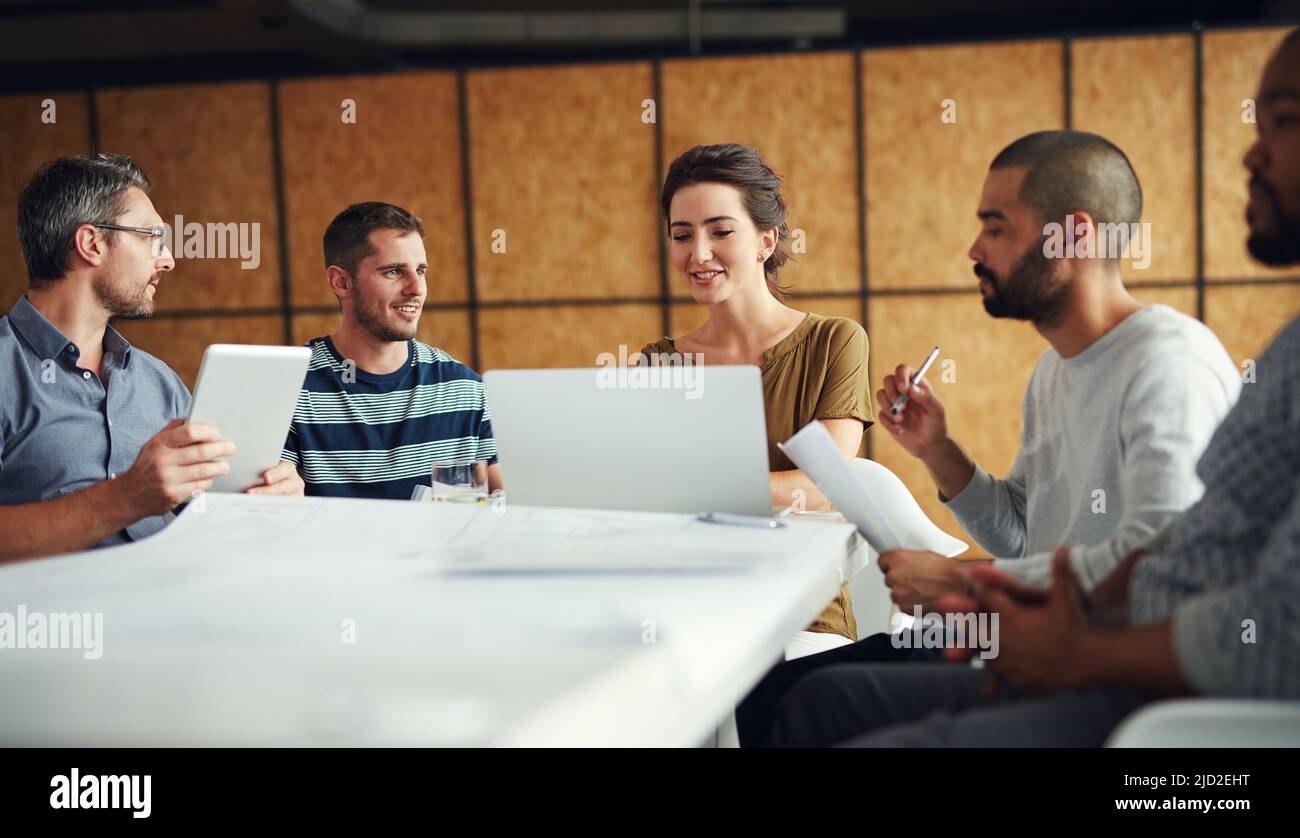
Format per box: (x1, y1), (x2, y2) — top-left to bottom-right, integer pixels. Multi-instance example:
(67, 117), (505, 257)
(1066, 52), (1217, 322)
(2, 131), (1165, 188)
(758, 33), (1300, 747)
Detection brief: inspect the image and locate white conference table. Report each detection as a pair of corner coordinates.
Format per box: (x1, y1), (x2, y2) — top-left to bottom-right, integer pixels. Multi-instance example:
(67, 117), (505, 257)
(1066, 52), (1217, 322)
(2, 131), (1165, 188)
(0, 493), (864, 747)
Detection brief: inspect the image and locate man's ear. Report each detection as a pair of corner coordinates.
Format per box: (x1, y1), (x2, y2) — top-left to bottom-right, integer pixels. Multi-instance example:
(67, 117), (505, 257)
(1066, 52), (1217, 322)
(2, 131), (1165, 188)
(326, 265), (352, 301)
(1067, 210), (1096, 260)
(70, 223), (107, 268)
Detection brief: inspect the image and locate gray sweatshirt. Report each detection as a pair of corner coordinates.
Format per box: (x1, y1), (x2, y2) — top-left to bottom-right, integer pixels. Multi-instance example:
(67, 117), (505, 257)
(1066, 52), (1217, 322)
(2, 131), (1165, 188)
(943, 305), (1241, 588)
(1130, 317), (1300, 698)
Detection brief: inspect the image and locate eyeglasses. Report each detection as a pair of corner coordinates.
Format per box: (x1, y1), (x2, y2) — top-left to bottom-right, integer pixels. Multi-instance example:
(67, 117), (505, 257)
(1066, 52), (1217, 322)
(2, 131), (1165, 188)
(91, 222), (168, 257)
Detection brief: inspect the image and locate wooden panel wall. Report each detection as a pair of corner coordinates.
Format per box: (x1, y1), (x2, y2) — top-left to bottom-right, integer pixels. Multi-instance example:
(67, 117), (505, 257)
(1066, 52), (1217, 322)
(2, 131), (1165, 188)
(291, 309), (473, 365)
(477, 304), (661, 370)
(1198, 27), (1300, 385)
(113, 315), (286, 388)
(1071, 35), (1197, 280)
(95, 82), (283, 314)
(0, 91), (90, 312)
(1131, 285), (1199, 318)
(661, 51), (860, 295)
(864, 41), (1065, 290)
(1205, 284), (1300, 366)
(466, 63), (659, 304)
(670, 295), (860, 338)
(1203, 28), (1295, 280)
(2, 29), (1296, 509)
(278, 71), (468, 309)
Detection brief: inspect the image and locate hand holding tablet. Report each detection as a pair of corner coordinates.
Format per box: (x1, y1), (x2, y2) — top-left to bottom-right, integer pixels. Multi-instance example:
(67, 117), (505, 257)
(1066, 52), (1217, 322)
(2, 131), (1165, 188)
(114, 419), (237, 515)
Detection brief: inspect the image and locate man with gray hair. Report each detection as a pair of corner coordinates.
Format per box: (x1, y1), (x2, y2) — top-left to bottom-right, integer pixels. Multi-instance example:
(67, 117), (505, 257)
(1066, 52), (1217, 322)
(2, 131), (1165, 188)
(0, 154), (302, 563)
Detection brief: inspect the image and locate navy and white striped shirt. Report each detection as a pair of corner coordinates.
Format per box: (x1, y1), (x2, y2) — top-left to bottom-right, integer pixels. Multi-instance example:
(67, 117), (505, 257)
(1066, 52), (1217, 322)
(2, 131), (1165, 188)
(281, 336), (496, 500)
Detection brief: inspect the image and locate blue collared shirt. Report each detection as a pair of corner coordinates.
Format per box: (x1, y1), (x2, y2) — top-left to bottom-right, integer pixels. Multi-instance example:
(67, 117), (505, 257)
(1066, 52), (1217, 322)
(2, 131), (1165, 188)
(0, 294), (191, 547)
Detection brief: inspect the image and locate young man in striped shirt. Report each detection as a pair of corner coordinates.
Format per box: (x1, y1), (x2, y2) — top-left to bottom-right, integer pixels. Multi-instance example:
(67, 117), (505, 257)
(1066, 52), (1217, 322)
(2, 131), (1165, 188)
(281, 202), (500, 500)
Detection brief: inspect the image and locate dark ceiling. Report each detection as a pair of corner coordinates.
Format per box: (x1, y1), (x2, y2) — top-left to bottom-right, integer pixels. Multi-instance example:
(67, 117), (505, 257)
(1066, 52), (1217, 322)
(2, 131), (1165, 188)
(0, 0), (1297, 91)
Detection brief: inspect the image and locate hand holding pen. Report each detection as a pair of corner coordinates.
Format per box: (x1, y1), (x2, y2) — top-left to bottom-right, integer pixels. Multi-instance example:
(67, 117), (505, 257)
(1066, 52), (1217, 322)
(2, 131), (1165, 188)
(890, 346), (940, 415)
(875, 347), (950, 460)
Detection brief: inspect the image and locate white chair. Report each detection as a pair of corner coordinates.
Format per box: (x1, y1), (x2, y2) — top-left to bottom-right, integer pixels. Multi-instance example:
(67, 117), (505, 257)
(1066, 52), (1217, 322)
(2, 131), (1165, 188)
(845, 458), (968, 635)
(1107, 699), (1300, 747)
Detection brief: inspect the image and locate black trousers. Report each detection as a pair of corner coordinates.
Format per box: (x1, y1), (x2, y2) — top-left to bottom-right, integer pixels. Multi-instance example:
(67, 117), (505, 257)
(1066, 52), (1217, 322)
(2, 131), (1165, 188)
(737, 631), (942, 747)
(766, 663), (1146, 747)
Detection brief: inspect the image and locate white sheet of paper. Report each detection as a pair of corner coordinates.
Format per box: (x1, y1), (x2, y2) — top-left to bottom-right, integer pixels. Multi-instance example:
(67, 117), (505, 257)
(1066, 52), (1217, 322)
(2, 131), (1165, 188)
(53, 493), (855, 578)
(779, 420), (968, 557)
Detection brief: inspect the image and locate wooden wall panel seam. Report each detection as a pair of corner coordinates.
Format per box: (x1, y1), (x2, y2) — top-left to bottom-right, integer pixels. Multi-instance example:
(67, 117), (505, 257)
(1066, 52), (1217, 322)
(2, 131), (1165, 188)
(96, 280), (1296, 322)
(123, 308), (285, 320)
(652, 59), (670, 339)
(457, 68), (482, 370)
(1203, 276), (1300, 286)
(291, 303), (471, 314)
(1063, 36), (1073, 129)
(475, 296), (662, 308)
(855, 47), (871, 458)
(1194, 26), (1207, 321)
(268, 80), (294, 345)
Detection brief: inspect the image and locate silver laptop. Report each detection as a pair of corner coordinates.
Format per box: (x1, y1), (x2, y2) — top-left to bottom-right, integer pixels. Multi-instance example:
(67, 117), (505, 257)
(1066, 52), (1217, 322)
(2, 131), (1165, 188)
(483, 365), (771, 515)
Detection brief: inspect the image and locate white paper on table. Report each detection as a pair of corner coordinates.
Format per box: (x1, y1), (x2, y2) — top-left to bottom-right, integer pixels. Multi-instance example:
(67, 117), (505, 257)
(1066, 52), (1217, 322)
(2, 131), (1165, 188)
(438, 504), (854, 574)
(779, 420), (968, 557)
(96, 493), (853, 577)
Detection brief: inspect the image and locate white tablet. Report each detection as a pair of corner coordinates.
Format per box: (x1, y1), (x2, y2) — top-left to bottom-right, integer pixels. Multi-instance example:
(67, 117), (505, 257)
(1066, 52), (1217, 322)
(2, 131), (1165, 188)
(187, 344), (311, 493)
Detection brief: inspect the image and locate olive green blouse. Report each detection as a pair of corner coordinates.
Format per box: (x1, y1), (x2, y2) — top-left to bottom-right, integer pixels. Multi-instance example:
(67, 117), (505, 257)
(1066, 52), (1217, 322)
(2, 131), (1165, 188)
(639, 312), (874, 639)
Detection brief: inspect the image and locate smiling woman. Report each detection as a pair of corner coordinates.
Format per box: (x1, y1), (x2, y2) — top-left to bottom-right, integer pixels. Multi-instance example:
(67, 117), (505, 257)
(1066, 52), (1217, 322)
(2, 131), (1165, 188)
(639, 144), (875, 659)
